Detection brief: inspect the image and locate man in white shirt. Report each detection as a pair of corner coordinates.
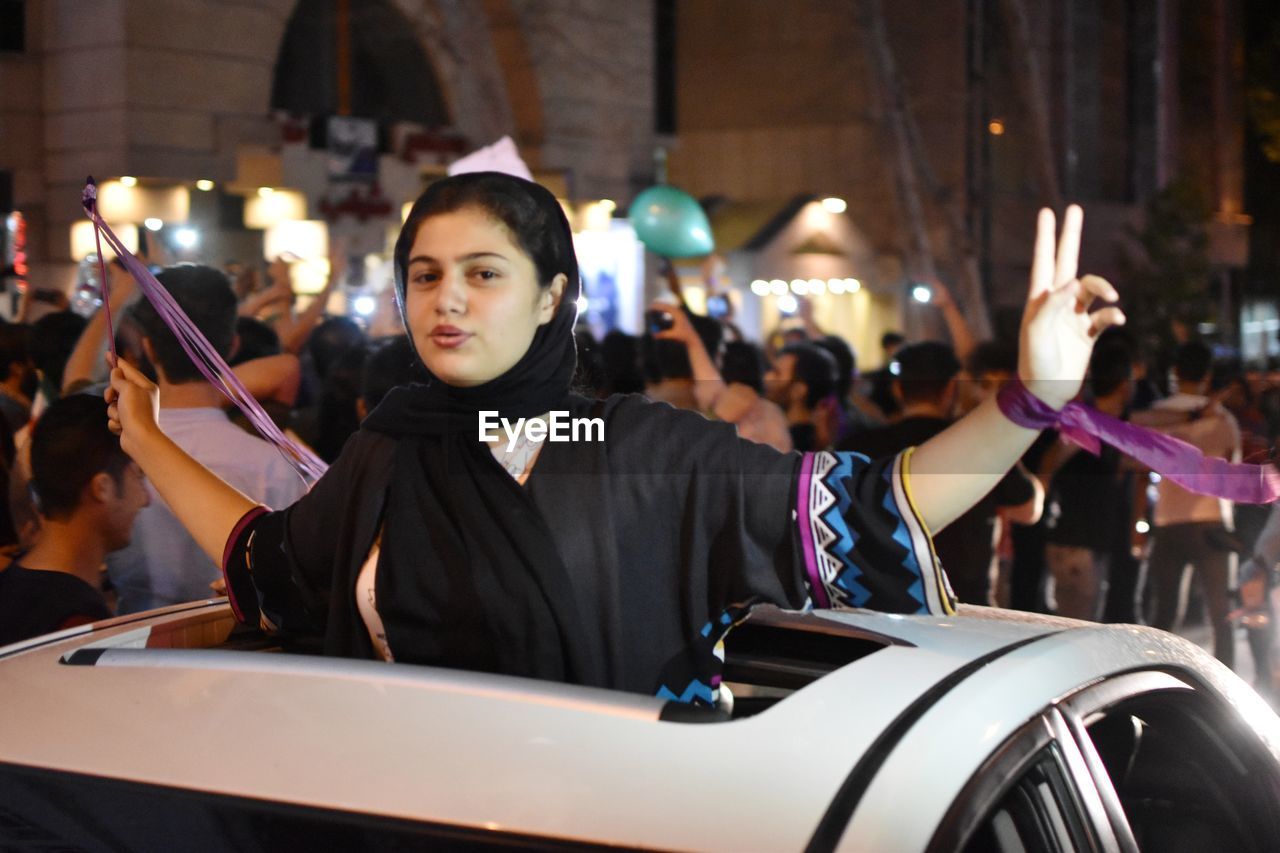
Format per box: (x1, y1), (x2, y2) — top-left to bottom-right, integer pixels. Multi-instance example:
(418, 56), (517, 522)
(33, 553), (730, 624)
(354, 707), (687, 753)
(1145, 341), (1241, 667)
(107, 265), (310, 613)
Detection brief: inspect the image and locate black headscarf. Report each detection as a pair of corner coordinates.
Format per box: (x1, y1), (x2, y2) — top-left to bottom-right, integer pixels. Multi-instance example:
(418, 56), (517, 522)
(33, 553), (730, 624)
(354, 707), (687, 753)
(361, 172), (605, 686)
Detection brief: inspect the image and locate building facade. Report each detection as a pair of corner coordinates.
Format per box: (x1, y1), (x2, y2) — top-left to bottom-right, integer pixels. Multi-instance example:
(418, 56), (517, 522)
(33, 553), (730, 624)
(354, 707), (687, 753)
(0, 0), (658, 296)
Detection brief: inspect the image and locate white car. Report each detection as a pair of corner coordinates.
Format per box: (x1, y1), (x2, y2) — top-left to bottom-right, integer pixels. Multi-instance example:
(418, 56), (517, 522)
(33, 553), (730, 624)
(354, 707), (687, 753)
(2, 600), (1278, 852)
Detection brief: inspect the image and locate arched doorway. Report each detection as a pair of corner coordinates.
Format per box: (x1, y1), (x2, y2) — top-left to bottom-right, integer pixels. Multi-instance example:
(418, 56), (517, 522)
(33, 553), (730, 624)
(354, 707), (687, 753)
(271, 0), (450, 125)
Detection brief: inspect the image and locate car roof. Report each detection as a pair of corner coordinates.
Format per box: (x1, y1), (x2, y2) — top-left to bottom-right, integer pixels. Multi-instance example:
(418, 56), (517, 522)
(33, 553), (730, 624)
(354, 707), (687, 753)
(0, 601), (1258, 851)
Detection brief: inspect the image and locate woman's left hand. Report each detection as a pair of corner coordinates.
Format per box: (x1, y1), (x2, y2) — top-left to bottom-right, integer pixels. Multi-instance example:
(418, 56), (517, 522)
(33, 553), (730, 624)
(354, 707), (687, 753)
(1019, 205), (1126, 410)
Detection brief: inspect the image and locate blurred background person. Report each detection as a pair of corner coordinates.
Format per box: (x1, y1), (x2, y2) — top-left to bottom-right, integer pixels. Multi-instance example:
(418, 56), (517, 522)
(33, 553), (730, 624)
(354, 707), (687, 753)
(840, 341), (1042, 605)
(0, 395), (148, 644)
(1038, 336), (1136, 620)
(1143, 340), (1241, 668)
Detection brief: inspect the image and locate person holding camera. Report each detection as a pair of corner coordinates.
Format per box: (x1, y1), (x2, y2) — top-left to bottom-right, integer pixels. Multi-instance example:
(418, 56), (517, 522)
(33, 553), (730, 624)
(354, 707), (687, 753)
(648, 302), (791, 452)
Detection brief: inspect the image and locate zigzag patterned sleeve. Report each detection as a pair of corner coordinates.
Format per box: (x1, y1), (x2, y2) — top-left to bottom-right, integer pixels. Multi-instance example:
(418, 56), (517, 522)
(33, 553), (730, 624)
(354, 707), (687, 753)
(794, 448), (956, 616)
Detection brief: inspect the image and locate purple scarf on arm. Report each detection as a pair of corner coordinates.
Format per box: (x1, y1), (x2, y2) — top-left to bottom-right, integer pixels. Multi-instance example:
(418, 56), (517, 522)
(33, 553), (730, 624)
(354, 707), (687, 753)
(998, 379), (1280, 504)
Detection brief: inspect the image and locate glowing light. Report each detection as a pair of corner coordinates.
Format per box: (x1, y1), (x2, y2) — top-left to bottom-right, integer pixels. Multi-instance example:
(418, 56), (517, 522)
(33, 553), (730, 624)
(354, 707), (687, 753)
(777, 294), (798, 315)
(173, 227), (199, 249)
(790, 279), (808, 295)
(807, 278), (826, 295)
(912, 285), (932, 304)
(988, 119), (1006, 136)
(353, 295), (377, 316)
(846, 278), (861, 292)
(599, 199), (617, 212)
(1149, 472), (1162, 484)
(244, 189), (308, 229)
(258, 186), (274, 197)
(828, 278), (845, 294)
(196, 179), (215, 191)
(143, 218), (163, 232)
(821, 197), (847, 214)
(575, 295), (589, 313)
(119, 176), (138, 187)
(769, 279), (787, 296)
(1135, 520), (1150, 534)
(750, 279), (770, 296)
(889, 360), (901, 376)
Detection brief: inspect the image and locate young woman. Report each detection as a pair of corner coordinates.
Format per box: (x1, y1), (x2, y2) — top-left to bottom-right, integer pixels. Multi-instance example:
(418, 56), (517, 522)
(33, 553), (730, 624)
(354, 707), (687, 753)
(106, 172), (1123, 704)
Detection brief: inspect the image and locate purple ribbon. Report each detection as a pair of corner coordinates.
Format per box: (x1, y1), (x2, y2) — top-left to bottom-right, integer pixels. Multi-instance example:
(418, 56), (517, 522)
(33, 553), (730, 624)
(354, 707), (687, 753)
(82, 179), (117, 365)
(82, 178), (327, 484)
(998, 378), (1280, 505)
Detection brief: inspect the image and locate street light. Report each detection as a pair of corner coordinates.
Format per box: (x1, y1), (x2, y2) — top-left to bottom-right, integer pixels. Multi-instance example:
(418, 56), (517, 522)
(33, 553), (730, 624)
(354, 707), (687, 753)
(173, 227), (199, 249)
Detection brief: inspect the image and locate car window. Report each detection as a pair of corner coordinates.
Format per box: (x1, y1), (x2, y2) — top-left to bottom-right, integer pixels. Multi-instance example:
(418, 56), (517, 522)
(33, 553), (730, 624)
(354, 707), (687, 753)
(961, 744), (1095, 853)
(0, 761), (623, 852)
(1081, 690), (1280, 853)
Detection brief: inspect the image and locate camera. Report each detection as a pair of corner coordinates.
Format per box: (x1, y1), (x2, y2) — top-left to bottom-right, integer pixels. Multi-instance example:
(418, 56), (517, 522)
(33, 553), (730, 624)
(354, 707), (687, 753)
(706, 294), (729, 320)
(645, 308), (675, 334)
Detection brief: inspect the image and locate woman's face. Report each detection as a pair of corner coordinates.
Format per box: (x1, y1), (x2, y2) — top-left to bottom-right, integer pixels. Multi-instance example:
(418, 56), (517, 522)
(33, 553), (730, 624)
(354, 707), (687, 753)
(404, 207), (566, 387)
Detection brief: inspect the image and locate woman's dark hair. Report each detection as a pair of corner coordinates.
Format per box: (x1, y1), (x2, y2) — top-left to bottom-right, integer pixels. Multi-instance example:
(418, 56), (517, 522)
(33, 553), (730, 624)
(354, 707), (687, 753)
(721, 341), (768, 395)
(394, 172), (580, 306)
(30, 394), (129, 520)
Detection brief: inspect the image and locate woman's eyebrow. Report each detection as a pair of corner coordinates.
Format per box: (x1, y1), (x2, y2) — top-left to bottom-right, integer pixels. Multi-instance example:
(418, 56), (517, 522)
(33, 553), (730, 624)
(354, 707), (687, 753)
(408, 251), (508, 265)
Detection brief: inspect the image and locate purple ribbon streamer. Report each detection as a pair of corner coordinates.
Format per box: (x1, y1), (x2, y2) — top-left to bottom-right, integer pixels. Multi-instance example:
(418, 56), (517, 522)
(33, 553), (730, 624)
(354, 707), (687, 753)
(82, 180), (327, 484)
(998, 378), (1280, 505)
(82, 179), (118, 365)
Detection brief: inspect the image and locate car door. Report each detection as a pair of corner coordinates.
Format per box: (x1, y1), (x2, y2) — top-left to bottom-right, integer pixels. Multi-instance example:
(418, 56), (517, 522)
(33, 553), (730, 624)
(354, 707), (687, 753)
(930, 710), (1116, 853)
(1060, 671), (1280, 853)
(932, 669), (1280, 852)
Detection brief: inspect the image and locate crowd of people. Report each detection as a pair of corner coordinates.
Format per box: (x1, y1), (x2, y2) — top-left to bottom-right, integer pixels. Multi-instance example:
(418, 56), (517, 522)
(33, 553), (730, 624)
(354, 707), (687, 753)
(0, 171), (1276, 700)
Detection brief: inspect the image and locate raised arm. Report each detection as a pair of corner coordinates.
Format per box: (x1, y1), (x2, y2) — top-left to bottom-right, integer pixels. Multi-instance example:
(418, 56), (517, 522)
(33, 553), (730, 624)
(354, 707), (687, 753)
(62, 262), (137, 393)
(106, 357), (256, 564)
(927, 278), (977, 364)
(230, 352), (302, 408)
(278, 245), (346, 355)
(652, 300), (727, 414)
(909, 206), (1125, 532)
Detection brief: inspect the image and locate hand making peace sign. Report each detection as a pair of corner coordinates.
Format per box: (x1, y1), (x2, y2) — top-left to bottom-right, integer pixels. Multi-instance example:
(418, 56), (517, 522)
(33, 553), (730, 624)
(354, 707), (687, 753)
(1018, 205), (1127, 410)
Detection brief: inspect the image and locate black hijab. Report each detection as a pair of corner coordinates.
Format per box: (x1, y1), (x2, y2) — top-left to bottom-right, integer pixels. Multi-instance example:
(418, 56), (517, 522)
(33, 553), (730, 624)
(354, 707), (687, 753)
(362, 172), (605, 686)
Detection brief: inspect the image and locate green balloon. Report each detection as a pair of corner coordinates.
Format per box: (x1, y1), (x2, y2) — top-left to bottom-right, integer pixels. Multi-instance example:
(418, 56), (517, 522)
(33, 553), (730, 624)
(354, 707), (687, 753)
(628, 185), (715, 257)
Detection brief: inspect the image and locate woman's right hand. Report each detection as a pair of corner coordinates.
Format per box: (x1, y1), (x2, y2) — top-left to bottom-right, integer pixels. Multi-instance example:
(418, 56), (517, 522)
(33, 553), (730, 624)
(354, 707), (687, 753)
(105, 357), (161, 456)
